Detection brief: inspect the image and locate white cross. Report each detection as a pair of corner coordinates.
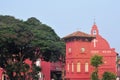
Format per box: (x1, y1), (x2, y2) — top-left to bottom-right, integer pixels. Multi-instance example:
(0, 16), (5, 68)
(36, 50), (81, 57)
(93, 39), (98, 47)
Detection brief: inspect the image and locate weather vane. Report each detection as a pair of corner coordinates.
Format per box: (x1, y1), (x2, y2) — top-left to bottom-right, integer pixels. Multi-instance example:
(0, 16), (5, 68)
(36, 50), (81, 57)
(94, 16), (96, 24)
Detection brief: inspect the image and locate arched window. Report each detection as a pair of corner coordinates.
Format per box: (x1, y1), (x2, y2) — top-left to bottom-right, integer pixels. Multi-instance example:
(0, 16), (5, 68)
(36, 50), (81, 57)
(68, 48), (72, 53)
(85, 63), (89, 72)
(72, 62), (74, 72)
(77, 62), (81, 72)
(67, 63), (70, 72)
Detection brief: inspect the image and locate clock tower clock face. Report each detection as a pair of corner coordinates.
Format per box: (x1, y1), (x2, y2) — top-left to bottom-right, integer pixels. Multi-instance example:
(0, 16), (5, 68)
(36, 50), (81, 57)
(81, 48), (85, 53)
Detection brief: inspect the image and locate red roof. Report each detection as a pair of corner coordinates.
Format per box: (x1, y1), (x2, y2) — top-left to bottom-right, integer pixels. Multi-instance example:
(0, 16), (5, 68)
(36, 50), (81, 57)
(63, 31), (95, 39)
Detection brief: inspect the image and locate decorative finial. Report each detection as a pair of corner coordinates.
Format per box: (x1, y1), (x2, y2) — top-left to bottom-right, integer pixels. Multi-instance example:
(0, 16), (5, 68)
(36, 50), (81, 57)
(94, 16), (96, 24)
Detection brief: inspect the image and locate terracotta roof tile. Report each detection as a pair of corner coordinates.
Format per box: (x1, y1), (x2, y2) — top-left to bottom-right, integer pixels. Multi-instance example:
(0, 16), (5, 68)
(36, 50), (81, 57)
(63, 31), (95, 39)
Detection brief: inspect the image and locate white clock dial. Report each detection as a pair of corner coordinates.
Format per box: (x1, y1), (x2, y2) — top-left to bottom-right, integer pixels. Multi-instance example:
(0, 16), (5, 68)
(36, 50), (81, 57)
(81, 48), (85, 53)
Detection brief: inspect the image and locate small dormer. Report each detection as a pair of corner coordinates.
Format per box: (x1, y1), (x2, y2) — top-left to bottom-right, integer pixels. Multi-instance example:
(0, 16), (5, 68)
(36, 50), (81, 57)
(91, 23), (99, 36)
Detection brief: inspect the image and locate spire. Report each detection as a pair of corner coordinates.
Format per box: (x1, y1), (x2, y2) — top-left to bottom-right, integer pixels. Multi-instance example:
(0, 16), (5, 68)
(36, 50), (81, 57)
(94, 17), (96, 24)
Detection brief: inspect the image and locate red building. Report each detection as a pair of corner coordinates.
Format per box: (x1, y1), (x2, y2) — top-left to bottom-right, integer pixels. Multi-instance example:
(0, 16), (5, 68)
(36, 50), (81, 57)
(40, 60), (62, 80)
(26, 59), (62, 80)
(0, 23), (117, 80)
(63, 23), (117, 80)
(0, 59), (62, 80)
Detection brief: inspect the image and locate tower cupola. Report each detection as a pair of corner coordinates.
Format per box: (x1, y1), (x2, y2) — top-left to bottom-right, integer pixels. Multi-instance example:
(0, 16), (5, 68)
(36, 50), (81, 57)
(91, 23), (99, 36)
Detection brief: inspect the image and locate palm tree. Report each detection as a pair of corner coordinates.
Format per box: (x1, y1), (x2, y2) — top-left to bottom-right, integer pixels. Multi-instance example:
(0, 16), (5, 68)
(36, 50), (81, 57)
(90, 55), (103, 80)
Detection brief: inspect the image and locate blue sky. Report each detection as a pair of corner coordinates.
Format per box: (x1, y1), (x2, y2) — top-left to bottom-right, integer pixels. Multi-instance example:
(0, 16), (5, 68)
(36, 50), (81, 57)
(0, 0), (120, 53)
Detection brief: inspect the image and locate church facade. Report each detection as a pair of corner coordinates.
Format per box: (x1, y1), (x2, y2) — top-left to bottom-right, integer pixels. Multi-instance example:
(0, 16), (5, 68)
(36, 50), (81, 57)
(63, 23), (117, 80)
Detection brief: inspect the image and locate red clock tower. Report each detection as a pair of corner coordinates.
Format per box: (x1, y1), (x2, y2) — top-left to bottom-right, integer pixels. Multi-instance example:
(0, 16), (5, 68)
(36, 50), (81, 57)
(63, 23), (117, 80)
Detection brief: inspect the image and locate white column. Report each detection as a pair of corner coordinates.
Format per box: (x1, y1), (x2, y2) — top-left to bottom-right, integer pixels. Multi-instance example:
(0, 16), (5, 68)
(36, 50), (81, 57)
(2, 74), (4, 80)
(36, 58), (41, 67)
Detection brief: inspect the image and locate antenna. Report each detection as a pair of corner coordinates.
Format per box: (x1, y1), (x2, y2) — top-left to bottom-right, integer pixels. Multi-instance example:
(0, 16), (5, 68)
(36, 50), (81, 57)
(94, 16), (96, 24)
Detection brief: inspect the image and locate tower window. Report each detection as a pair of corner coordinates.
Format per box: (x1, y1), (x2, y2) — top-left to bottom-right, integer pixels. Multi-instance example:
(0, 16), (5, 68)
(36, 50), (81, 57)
(93, 30), (97, 35)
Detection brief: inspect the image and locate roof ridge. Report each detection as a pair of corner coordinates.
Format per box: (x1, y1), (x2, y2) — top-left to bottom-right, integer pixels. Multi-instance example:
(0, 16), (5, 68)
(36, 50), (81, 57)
(63, 31), (95, 39)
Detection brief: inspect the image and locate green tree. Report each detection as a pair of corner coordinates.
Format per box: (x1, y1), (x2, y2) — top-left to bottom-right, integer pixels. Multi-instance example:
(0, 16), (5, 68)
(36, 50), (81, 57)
(6, 62), (30, 80)
(102, 71), (116, 80)
(30, 64), (41, 80)
(91, 71), (99, 80)
(0, 15), (65, 80)
(25, 17), (65, 62)
(90, 55), (103, 80)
